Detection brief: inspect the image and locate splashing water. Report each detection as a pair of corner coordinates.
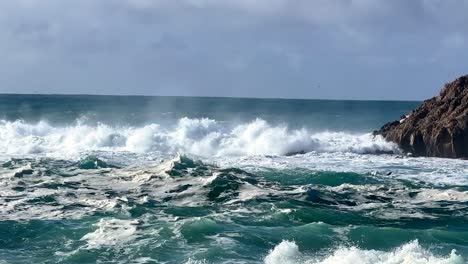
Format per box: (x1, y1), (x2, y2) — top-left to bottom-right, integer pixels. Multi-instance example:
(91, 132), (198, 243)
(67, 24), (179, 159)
(0, 95), (466, 263)
(0, 118), (399, 157)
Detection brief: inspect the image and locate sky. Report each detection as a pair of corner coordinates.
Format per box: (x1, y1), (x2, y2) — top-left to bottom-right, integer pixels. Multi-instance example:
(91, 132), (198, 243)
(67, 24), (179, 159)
(0, 0), (467, 100)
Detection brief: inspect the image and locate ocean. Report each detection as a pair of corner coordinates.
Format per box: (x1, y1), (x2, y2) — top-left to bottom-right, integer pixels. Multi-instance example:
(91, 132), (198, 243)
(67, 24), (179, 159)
(0, 94), (466, 263)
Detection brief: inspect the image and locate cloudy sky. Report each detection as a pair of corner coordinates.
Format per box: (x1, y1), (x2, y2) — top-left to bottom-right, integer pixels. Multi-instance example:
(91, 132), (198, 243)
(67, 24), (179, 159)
(0, 0), (467, 100)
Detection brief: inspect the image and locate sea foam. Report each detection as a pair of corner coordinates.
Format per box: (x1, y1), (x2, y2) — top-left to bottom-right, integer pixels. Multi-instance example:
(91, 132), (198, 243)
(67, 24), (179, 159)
(0, 118), (399, 157)
(80, 218), (138, 249)
(265, 240), (464, 264)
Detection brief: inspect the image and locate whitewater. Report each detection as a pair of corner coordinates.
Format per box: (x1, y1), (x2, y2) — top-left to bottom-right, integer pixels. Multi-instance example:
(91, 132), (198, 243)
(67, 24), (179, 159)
(0, 95), (466, 263)
(0, 118), (399, 156)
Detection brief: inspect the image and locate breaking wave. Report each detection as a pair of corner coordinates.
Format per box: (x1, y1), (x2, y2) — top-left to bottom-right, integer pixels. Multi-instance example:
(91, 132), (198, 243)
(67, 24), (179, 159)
(0, 118), (399, 156)
(265, 240), (464, 264)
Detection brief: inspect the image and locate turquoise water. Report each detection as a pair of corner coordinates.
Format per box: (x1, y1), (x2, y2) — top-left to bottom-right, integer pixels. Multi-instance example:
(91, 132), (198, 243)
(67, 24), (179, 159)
(0, 95), (466, 263)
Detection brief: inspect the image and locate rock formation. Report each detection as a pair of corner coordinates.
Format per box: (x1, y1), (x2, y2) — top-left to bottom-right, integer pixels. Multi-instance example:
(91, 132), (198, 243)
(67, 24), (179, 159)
(375, 75), (468, 158)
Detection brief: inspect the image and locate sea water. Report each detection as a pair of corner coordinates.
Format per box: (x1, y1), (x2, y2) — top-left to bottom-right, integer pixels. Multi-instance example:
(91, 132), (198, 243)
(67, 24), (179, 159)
(0, 95), (466, 263)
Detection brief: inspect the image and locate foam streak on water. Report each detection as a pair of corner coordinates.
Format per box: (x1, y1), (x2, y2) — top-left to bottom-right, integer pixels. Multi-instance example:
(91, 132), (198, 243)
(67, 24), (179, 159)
(0, 154), (466, 263)
(0, 96), (466, 263)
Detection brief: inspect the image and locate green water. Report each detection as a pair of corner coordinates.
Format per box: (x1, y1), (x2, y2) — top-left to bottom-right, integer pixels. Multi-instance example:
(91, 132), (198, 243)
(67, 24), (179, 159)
(0, 95), (466, 263)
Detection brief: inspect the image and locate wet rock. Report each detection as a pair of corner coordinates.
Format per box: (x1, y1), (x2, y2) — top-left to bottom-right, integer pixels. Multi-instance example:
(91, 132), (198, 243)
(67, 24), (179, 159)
(375, 75), (468, 158)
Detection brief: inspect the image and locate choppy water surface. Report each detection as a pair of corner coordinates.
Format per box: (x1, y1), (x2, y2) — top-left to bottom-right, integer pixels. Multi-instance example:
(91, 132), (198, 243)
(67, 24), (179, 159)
(0, 95), (466, 263)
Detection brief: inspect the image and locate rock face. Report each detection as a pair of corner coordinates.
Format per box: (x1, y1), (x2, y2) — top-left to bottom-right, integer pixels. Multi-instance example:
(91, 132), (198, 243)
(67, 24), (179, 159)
(375, 75), (468, 158)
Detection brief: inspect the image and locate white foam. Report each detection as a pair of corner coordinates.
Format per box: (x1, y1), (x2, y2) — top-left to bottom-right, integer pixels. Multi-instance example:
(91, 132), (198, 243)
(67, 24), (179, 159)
(214, 152), (468, 186)
(184, 259), (208, 264)
(0, 118), (399, 157)
(265, 240), (301, 264)
(80, 218), (138, 249)
(264, 240), (464, 264)
(414, 189), (468, 202)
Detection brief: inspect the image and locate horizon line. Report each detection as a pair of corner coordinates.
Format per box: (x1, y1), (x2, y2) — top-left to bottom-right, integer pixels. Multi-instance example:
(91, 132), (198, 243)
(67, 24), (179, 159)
(0, 92), (422, 103)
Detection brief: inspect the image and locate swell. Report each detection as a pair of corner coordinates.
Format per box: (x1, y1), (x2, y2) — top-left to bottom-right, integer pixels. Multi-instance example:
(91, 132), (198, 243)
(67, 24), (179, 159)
(0, 118), (399, 156)
(2, 155), (466, 226)
(0, 155), (467, 263)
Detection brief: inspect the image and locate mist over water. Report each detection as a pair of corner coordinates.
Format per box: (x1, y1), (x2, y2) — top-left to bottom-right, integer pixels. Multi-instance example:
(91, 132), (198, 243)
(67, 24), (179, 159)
(0, 94), (419, 129)
(0, 95), (466, 263)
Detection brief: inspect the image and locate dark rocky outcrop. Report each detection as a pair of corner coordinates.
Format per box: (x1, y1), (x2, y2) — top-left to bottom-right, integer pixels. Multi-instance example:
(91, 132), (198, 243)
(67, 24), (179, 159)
(374, 75), (468, 158)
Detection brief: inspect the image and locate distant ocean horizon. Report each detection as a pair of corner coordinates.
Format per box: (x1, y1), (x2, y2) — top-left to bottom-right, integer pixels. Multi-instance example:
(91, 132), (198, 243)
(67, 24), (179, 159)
(0, 92), (423, 102)
(0, 94), (466, 263)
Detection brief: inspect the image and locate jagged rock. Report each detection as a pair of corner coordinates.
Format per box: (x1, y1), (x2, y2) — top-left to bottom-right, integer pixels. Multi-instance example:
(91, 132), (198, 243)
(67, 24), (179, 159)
(375, 75), (468, 158)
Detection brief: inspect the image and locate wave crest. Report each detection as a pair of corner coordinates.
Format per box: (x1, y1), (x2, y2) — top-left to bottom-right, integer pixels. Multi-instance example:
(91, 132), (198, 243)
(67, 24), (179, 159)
(0, 118), (399, 156)
(265, 240), (464, 264)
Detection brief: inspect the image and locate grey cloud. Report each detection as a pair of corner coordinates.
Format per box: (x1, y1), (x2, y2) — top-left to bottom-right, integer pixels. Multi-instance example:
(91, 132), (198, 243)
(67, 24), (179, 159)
(0, 0), (467, 99)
